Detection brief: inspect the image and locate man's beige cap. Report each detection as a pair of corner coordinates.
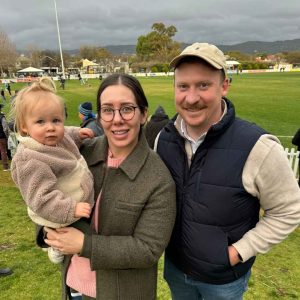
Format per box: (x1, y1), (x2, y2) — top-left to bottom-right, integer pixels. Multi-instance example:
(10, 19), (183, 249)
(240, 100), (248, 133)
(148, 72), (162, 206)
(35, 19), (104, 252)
(170, 42), (227, 74)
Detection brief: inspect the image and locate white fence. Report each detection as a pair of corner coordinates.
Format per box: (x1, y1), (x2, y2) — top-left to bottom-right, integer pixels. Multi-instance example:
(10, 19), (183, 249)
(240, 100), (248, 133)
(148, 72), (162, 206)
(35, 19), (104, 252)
(285, 148), (299, 179)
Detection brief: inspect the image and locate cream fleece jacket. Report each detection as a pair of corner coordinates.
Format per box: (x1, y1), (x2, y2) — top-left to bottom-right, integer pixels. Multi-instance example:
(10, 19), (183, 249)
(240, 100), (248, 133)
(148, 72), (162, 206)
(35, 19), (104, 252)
(11, 127), (94, 228)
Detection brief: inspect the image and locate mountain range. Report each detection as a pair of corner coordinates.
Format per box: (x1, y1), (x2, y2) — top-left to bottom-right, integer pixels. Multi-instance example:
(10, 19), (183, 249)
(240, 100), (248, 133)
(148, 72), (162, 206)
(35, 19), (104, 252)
(35, 38), (300, 56)
(101, 38), (300, 55)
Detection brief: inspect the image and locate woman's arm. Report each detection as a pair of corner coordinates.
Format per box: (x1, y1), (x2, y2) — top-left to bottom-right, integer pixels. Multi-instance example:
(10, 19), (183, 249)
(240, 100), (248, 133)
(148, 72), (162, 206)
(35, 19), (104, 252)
(37, 219), (92, 249)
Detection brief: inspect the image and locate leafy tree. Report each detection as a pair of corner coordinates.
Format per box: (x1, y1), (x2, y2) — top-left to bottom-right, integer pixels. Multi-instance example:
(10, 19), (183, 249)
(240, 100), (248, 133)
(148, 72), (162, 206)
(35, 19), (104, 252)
(40, 50), (59, 67)
(96, 48), (112, 61)
(136, 22), (181, 68)
(226, 51), (252, 61)
(0, 29), (17, 75)
(26, 45), (42, 68)
(285, 52), (300, 64)
(79, 45), (98, 61)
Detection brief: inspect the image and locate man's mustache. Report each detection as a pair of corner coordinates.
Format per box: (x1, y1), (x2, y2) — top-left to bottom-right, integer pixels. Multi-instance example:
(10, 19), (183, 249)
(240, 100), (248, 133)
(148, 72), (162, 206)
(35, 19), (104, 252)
(182, 104), (206, 110)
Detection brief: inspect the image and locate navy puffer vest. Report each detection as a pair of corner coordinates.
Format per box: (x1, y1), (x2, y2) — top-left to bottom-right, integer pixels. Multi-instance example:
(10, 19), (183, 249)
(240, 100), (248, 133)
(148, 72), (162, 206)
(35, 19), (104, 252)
(157, 98), (266, 284)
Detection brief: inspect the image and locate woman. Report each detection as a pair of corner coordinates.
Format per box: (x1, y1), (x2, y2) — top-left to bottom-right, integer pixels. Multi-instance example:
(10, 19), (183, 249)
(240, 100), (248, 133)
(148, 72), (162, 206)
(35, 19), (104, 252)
(40, 74), (176, 300)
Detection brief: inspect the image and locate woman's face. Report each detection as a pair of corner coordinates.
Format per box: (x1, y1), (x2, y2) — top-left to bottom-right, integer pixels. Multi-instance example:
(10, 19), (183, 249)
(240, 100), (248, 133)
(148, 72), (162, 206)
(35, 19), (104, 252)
(99, 84), (147, 158)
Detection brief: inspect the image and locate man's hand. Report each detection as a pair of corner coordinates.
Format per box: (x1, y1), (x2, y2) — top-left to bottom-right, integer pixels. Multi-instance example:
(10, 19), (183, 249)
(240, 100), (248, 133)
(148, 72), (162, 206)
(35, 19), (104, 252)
(228, 245), (241, 266)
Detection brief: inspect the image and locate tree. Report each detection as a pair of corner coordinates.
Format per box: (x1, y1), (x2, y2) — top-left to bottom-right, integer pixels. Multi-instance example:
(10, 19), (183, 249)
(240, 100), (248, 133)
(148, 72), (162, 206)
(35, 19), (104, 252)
(96, 48), (112, 61)
(0, 28), (17, 75)
(79, 46), (98, 61)
(27, 45), (42, 68)
(285, 52), (300, 64)
(40, 50), (59, 67)
(135, 22), (181, 68)
(226, 51), (252, 61)
(79, 45), (112, 64)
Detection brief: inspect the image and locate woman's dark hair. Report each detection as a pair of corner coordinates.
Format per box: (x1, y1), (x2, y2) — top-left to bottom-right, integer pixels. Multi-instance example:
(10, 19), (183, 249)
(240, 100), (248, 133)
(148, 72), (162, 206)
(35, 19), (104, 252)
(96, 74), (148, 114)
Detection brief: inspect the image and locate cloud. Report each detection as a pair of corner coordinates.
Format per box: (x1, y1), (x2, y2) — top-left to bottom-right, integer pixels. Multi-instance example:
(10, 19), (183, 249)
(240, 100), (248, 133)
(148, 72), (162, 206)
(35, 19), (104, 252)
(1, 0), (300, 50)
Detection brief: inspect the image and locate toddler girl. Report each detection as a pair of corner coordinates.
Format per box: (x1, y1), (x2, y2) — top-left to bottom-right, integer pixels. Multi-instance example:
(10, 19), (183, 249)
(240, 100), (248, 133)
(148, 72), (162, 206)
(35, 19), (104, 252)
(10, 77), (95, 263)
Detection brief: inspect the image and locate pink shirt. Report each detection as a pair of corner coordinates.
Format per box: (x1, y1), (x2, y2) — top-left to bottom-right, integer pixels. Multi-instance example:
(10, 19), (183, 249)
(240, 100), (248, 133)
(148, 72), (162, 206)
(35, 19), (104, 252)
(66, 153), (125, 298)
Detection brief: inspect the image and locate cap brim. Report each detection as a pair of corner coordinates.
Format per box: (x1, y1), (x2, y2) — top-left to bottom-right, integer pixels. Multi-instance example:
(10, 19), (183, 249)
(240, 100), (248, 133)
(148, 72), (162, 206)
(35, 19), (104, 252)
(170, 54), (224, 71)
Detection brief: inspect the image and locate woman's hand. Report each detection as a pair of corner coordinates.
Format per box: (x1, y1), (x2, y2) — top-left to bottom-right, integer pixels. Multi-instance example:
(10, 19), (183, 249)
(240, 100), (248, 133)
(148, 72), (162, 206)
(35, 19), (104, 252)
(44, 227), (85, 255)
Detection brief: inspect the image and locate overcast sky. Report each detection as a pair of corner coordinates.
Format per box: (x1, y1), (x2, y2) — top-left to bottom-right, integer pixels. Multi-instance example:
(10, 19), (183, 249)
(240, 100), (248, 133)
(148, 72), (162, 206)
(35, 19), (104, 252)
(2, 0), (300, 51)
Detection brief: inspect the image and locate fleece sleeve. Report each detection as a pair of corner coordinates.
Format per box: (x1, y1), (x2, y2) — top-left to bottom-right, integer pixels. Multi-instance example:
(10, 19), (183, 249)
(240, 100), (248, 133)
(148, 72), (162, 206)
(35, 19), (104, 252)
(64, 126), (82, 148)
(11, 157), (78, 224)
(233, 134), (300, 262)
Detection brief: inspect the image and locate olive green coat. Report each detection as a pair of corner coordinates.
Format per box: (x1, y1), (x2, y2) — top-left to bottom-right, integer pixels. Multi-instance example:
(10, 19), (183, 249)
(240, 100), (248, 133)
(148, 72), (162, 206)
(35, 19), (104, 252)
(61, 133), (176, 300)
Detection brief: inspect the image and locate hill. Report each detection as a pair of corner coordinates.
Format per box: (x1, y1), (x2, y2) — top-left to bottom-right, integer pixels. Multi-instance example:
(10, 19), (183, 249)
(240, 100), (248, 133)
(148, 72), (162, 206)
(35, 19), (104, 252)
(217, 39), (300, 54)
(100, 39), (300, 55)
(25, 38), (299, 56)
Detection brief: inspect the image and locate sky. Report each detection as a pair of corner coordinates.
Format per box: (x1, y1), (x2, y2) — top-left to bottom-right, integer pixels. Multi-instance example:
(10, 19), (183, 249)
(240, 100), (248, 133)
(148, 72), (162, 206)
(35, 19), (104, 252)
(2, 0), (300, 51)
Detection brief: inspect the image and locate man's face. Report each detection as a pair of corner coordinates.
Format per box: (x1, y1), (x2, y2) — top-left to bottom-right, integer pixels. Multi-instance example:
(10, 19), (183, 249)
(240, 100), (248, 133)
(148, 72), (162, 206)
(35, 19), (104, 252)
(174, 61), (229, 139)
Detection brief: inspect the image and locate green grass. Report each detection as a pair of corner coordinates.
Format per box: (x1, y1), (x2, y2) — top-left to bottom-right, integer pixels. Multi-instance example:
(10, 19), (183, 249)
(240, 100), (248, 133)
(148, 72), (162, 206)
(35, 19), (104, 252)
(1, 72), (299, 299)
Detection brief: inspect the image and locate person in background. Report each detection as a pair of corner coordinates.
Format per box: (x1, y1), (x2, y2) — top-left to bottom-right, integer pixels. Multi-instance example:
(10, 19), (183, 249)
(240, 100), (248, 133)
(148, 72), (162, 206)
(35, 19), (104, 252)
(10, 77), (95, 264)
(7, 83), (12, 96)
(10, 90), (19, 103)
(145, 105), (170, 149)
(78, 101), (104, 137)
(41, 73), (176, 300)
(60, 76), (66, 90)
(1, 89), (6, 102)
(292, 128), (300, 185)
(78, 73), (85, 85)
(0, 103), (10, 171)
(156, 42), (300, 300)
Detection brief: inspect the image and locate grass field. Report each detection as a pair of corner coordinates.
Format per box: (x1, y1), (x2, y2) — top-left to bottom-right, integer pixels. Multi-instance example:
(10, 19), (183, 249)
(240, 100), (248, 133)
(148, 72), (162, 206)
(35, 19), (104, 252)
(0, 72), (299, 299)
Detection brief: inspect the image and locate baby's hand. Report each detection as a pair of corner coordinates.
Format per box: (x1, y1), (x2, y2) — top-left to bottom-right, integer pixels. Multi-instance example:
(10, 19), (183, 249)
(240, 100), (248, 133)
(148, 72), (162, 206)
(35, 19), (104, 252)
(75, 202), (92, 218)
(79, 128), (94, 140)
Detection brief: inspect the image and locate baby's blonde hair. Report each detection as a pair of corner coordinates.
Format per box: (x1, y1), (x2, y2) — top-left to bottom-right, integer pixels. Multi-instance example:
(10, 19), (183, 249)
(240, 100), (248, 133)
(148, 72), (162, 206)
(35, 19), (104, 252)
(10, 77), (65, 136)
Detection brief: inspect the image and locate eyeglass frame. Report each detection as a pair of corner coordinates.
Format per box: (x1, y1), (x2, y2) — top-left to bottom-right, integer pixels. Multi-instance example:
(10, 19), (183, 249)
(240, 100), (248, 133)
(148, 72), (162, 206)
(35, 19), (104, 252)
(99, 105), (138, 122)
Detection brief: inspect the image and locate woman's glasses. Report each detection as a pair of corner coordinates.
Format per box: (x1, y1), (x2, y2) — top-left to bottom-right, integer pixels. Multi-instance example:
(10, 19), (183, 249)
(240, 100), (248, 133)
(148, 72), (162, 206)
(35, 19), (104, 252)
(100, 105), (138, 122)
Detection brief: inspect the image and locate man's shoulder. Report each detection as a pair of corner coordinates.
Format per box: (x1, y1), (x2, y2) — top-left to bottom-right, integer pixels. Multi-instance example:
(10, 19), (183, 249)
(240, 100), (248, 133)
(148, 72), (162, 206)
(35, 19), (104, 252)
(233, 117), (267, 138)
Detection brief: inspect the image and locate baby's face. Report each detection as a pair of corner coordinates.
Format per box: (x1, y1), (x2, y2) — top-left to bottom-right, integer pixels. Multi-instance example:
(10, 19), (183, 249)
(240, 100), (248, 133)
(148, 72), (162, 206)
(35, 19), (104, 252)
(21, 93), (65, 146)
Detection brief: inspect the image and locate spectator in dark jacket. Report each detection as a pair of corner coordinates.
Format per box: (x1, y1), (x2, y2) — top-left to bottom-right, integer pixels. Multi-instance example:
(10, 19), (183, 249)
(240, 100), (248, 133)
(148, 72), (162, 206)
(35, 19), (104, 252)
(0, 104), (9, 171)
(1, 89), (6, 102)
(79, 101), (103, 137)
(292, 128), (300, 185)
(145, 105), (169, 149)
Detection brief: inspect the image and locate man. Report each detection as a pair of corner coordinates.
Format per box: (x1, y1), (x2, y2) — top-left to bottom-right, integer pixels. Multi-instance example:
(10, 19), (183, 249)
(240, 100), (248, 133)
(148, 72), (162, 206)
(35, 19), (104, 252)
(156, 43), (300, 300)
